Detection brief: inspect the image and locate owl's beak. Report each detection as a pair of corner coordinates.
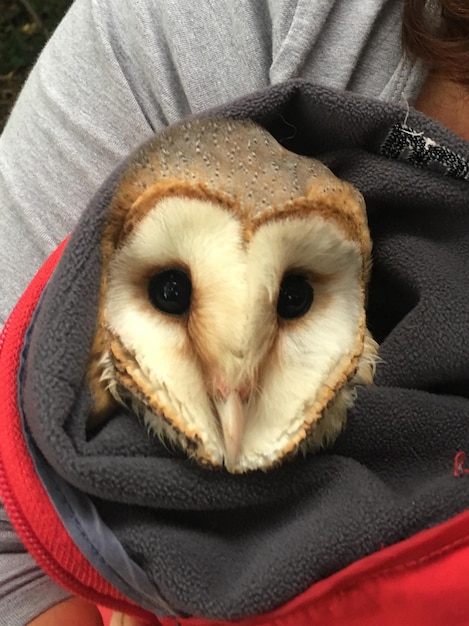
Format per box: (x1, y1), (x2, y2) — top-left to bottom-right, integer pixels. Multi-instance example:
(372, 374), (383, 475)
(217, 390), (245, 469)
(215, 381), (249, 470)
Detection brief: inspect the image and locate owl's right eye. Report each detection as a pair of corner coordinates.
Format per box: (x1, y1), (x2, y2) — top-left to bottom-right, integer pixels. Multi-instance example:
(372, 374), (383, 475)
(147, 269), (192, 316)
(277, 273), (314, 320)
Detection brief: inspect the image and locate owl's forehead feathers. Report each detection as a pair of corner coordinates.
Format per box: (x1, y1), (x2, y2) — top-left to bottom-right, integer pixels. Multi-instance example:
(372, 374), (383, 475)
(127, 117), (328, 205)
(103, 118), (367, 253)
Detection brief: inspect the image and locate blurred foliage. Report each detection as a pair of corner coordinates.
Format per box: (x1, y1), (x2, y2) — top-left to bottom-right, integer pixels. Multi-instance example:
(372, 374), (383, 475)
(0, 0), (72, 130)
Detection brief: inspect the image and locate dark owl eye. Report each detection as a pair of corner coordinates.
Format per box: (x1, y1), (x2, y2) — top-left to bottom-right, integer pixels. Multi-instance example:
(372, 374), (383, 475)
(277, 274), (314, 320)
(148, 269), (192, 316)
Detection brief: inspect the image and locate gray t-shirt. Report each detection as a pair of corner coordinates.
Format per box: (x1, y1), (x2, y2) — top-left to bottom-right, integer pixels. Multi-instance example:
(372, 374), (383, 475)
(0, 0), (425, 622)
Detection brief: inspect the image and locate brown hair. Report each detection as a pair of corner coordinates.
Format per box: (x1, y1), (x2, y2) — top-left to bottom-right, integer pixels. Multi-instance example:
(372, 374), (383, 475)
(402, 0), (469, 85)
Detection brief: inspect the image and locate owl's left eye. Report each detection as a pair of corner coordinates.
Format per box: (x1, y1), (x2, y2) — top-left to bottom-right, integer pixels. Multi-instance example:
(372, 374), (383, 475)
(148, 269), (192, 316)
(277, 273), (314, 320)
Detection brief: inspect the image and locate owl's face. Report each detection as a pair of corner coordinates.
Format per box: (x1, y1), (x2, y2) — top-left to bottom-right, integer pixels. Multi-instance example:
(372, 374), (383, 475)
(88, 119), (377, 472)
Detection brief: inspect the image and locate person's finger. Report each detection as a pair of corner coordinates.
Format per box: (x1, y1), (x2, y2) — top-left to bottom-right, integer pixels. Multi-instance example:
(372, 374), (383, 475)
(109, 612), (150, 626)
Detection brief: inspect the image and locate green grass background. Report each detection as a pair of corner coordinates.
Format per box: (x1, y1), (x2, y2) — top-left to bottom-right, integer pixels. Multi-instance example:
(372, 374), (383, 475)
(1, 0), (72, 130)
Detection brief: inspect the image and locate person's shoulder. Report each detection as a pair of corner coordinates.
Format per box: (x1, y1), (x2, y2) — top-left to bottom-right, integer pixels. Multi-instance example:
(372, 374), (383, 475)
(97, 0), (275, 43)
(92, 0), (278, 117)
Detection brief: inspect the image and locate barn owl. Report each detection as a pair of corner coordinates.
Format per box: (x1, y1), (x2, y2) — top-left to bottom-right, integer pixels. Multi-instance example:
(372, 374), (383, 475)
(87, 118), (377, 473)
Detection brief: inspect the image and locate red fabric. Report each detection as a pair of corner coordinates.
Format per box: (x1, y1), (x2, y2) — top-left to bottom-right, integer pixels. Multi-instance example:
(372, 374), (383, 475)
(0, 240), (154, 624)
(1, 243), (469, 626)
(99, 607), (114, 625)
(157, 508), (469, 626)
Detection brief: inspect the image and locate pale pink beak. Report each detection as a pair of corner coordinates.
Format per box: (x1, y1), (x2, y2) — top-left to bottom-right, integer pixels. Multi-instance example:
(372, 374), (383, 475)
(215, 380), (250, 469)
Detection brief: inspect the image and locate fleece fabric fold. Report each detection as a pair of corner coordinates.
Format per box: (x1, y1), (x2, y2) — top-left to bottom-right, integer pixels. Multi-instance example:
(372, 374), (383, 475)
(15, 80), (469, 619)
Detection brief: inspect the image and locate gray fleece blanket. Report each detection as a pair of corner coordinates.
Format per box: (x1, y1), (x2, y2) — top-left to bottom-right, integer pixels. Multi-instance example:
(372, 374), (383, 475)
(20, 79), (469, 619)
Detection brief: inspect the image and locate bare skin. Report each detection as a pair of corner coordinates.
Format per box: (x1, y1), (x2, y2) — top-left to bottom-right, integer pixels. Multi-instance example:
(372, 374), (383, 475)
(415, 73), (469, 142)
(27, 598), (104, 626)
(27, 598), (150, 626)
(108, 613), (150, 626)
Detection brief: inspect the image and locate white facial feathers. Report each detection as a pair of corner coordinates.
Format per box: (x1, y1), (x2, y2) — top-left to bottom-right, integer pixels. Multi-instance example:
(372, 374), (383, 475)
(103, 196), (369, 471)
(88, 118), (377, 472)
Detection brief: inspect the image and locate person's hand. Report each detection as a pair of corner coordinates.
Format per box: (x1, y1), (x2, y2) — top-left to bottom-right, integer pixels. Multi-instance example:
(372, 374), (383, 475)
(110, 613), (151, 626)
(27, 599), (151, 625)
(27, 597), (104, 625)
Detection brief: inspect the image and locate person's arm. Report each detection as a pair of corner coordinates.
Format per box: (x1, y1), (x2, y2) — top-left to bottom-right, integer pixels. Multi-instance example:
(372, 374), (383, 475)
(0, 0), (271, 327)
(0, 0), (158, 326)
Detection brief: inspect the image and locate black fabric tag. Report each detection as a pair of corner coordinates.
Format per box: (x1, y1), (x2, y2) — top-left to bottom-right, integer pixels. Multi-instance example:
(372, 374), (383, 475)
(381, 122), (469, 180)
